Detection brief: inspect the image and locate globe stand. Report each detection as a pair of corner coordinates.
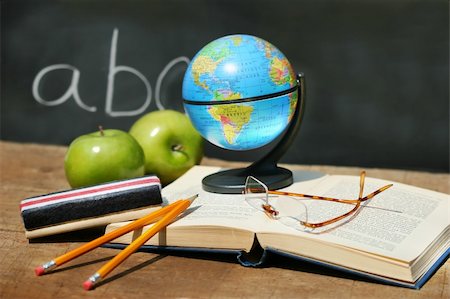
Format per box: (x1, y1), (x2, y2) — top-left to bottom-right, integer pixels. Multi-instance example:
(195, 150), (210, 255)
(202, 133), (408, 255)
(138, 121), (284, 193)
(202, 73), (306, 194)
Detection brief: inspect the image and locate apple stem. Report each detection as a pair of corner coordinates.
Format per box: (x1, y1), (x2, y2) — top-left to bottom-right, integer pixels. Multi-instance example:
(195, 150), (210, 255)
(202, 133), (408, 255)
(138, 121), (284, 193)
(99, 125), (104, 136)
(172, 144), (184, 152)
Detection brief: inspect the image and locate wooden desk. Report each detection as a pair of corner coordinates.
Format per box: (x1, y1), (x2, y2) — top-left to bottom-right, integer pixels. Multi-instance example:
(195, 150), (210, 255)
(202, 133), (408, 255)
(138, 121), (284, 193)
(1, 141), (448, 298)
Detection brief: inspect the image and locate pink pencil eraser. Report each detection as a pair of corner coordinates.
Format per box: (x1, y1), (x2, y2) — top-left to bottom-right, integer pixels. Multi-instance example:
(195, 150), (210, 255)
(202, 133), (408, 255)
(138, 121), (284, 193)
(83, 280), (94, 291)
(35, 266), (45, 276)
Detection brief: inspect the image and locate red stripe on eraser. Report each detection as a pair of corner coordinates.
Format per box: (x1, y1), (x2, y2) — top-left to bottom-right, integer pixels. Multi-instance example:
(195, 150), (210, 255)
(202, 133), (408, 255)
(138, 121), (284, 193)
(20, 177), (160, 210)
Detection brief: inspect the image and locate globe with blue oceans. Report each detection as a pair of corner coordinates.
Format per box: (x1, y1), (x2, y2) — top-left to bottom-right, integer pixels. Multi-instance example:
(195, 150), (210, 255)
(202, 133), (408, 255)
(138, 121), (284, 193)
(182, 34), (298, 151)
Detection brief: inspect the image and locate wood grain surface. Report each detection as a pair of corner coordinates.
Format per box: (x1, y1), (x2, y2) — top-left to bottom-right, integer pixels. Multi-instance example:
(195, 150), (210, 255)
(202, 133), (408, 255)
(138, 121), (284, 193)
(0, 141), (448, 298)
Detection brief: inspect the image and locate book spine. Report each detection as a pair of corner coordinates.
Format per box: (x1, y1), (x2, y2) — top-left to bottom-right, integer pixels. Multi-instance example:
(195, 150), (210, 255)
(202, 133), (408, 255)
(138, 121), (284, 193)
(20, 176), (162, 230)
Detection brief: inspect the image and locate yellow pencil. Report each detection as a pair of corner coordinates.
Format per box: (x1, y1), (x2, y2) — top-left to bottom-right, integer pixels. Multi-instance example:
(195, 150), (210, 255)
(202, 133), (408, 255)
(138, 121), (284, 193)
(82, 194), (197, 290)
(35, 199), (186, 276)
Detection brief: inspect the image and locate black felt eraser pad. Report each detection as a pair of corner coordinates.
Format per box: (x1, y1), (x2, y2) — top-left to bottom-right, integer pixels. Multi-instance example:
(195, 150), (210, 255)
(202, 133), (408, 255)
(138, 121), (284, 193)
(20, 176), (162, 237)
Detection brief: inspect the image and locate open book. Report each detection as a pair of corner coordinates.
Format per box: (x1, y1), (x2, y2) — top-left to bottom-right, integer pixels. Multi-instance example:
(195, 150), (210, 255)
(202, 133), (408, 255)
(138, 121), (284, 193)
(105, 166), (450, 288)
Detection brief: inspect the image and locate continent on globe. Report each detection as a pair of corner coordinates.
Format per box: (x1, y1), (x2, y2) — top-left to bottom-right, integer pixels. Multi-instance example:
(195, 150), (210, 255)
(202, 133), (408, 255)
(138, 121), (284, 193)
(208, 104), (254, 145)
(213, 89), (242, 101)
(270, 57), (295, 86)
(191, 43), (230, 92)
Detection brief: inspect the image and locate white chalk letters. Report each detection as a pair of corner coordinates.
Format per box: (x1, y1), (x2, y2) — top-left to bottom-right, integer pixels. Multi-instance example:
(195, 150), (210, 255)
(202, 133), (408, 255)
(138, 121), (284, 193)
(32, 28), (190, 117)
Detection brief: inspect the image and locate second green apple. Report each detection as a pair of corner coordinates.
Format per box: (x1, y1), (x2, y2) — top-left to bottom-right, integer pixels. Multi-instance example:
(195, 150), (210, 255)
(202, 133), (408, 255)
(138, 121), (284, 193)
(130, 110), (203, 185)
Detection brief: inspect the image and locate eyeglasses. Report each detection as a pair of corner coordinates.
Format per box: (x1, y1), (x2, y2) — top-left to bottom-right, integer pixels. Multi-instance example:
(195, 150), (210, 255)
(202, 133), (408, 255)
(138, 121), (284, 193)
(244, 171), (396, 232)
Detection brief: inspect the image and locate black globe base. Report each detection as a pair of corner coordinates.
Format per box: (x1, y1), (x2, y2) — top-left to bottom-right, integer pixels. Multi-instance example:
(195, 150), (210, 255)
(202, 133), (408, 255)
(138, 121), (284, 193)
(202, 167), (293, 194)
(202, 73), (306, 194)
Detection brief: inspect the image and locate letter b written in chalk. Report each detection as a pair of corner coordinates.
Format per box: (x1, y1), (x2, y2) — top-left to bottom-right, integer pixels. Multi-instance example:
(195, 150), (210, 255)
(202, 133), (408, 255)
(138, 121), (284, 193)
(105, 28), (151, 117)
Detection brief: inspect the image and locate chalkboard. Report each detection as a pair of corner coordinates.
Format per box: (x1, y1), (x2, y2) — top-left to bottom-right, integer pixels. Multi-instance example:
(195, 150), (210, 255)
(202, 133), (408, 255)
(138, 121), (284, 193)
(2, 0), (448, 172)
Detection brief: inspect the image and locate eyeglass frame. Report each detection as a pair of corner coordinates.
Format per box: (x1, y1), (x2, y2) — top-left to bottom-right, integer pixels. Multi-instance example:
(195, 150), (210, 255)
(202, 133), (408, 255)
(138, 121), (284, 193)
(244, 171), (393, 229)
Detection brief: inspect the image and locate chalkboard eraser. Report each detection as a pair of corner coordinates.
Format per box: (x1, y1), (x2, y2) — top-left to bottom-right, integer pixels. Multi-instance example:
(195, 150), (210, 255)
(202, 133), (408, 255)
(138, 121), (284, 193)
(20, 176), (162, 239)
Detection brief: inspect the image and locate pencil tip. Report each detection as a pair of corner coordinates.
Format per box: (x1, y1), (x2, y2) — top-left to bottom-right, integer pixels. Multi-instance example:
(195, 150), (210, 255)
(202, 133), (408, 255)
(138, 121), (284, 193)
(187, 194), (198, 202)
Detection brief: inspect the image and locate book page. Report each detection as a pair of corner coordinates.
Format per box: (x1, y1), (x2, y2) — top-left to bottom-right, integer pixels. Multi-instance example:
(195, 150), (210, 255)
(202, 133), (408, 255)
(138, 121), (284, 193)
(259, 175), (450, 261)
(161, 166), (258, 231)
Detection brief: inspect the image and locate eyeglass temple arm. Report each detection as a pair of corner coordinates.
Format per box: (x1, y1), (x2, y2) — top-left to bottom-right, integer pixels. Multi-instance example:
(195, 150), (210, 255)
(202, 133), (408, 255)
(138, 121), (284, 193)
(268, 183), (393, 205)
(273, 171), (392, 229)
(299, 183), (394, 229)
(301, 171), (377, 229)
(302, 201), (361, 228)
(359, 171), (365, 199)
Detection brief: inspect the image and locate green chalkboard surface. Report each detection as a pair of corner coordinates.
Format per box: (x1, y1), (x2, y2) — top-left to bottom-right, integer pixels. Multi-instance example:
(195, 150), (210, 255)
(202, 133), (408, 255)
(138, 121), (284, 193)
(2, 0), (448, 172)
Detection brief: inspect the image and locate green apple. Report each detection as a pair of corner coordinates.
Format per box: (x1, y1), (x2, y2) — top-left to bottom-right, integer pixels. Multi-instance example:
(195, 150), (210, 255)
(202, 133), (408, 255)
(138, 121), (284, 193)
(64, 128), (145, 188)
(129, 110), (203, 185)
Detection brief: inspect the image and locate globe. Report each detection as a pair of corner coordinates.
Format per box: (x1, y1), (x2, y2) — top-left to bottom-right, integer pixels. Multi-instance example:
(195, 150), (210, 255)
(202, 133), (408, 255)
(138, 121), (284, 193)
(182, 34), (298, 151)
